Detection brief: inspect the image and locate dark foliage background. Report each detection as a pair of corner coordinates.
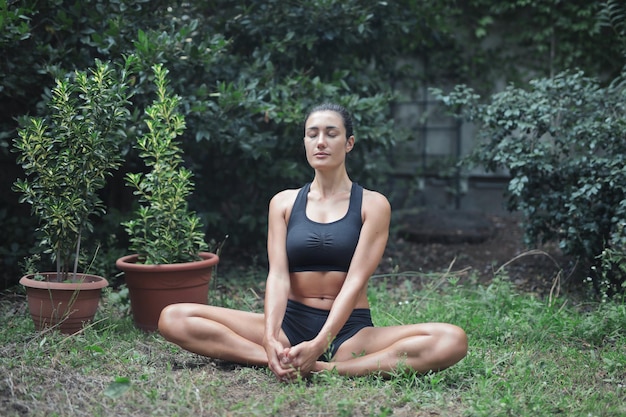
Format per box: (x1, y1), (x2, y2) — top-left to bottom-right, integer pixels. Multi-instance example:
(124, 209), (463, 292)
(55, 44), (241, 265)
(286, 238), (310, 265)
(1, 0), (624, 290)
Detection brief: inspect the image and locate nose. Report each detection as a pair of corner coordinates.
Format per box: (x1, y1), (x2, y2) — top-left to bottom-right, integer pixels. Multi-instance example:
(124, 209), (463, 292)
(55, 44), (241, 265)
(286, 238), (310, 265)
(315, 133), (327, 147)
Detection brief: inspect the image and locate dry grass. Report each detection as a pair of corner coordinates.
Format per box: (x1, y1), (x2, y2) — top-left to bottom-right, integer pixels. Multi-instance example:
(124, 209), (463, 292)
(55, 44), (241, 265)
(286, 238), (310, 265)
(1, 270), (625, 417)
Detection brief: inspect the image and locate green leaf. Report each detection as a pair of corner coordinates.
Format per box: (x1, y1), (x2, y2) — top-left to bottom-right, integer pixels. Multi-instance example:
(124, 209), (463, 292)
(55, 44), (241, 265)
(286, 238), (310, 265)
(84, 344), (105, 354)
(104, 377), (131, 399)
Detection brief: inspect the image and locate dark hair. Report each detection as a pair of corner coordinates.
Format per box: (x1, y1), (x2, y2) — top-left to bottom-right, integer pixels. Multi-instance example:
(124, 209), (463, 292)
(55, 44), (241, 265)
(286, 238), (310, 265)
(304, 103), (354, 139)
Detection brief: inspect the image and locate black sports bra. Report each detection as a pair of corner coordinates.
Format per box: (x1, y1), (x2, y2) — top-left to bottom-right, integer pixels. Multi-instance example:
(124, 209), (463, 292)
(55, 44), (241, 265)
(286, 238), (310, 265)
(286, 182), (363, 272)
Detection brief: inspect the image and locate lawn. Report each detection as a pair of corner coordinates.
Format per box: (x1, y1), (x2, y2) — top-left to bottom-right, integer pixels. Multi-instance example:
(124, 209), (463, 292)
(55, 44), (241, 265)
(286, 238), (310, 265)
(1, 271), (624, 417)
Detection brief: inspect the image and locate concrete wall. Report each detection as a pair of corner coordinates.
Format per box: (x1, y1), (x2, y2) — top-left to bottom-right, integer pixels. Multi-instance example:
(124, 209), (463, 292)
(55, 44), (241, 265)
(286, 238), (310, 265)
(388, 71), (510, 214)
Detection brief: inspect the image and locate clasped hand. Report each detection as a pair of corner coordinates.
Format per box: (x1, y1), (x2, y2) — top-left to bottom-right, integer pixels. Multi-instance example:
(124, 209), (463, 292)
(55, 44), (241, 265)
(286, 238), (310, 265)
(265, 338), (324, 382)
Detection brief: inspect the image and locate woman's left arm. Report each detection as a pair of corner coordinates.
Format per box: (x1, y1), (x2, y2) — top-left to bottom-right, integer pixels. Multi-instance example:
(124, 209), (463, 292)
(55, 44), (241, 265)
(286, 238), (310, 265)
(285, 190), (391, 372)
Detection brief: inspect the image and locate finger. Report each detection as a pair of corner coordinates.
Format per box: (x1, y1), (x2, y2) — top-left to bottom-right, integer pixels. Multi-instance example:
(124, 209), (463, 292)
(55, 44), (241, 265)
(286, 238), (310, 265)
(273, 368), (289, 382)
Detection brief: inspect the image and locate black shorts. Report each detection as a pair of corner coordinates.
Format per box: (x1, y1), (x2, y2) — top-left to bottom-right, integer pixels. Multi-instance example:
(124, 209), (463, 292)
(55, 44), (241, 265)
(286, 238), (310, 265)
(281, 299), (374, 362)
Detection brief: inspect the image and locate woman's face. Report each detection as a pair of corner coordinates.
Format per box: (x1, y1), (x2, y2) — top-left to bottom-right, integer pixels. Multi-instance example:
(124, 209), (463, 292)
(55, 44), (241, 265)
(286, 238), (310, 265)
(303, 110), (354, 170)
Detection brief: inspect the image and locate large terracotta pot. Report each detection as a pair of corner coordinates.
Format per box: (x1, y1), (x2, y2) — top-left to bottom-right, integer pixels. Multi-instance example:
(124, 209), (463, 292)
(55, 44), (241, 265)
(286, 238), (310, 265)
(20, 273), (109, 334)
(115, 252), (219, 332)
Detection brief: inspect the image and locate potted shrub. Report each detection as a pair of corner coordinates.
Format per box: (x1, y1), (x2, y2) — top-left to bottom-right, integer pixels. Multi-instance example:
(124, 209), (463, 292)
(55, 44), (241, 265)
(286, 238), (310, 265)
(13, 58), (135, 334)
(115, 64), (219, 332)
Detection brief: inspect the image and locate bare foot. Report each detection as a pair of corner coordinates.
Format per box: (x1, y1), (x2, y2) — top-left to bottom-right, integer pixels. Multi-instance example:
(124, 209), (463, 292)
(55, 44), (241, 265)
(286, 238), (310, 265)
(312, 361), (333, 373)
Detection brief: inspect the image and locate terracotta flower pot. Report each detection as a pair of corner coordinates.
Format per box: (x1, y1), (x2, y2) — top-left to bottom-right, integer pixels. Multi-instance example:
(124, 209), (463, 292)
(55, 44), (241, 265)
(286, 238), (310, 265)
(20, 273), (109, 334)
(115, 252), (219, 332)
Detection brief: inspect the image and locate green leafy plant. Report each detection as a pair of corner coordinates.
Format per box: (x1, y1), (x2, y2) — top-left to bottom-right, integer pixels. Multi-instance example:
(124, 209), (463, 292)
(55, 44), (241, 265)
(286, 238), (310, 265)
(122, 64), (208, 265)
(432, 69), (626, 295)
(12, 57), (135, 281)
(5, 0), (625, 264)
(592, 245), (626, 301)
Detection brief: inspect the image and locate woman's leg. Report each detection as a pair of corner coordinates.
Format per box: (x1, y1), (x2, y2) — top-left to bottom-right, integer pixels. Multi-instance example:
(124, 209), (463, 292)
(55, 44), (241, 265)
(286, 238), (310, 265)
(158, 303), (285, 366)
(316, 323), (467, 377)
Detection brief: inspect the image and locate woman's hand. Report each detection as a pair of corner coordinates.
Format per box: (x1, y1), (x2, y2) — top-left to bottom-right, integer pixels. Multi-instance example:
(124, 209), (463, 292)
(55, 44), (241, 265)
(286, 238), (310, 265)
(281, 339), (326, 378)
(263, 337), (297, 382)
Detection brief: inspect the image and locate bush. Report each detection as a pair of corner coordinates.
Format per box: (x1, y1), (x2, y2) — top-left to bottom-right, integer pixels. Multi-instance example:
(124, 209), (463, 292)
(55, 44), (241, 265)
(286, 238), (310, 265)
(12, 58), (135, 278)
(1, 1), (405, 257)
(123, 64), (209, 264)
(4, 0), (624, 266)
(432, 70), (626, 295)
(123, 2), (406, 249)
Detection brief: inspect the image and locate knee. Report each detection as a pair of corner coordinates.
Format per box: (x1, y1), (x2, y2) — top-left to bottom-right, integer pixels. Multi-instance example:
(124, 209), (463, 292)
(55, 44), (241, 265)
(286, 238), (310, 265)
(443, 324), (468, 362)
(158, 304), (188, 342)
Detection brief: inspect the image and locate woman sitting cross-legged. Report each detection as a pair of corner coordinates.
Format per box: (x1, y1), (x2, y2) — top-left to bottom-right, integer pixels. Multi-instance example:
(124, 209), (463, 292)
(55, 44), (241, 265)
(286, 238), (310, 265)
(158, 103), (468, 382)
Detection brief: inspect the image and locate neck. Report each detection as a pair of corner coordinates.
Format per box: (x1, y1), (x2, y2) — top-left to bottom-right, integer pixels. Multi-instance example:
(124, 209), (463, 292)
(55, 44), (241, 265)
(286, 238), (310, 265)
(311, 171), (352, 198)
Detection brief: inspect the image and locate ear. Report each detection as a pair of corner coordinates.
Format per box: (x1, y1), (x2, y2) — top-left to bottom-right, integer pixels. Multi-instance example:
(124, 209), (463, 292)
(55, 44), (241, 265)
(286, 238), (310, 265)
(345, 135), (355, 153)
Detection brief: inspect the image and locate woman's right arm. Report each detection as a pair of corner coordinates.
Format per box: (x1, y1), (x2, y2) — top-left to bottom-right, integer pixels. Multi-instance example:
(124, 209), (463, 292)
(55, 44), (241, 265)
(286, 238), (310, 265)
(263, 190), (294, 379)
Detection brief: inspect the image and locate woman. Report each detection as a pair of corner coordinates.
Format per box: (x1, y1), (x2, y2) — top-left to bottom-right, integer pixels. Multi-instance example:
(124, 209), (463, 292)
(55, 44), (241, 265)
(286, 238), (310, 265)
(158, 103), (468, 381)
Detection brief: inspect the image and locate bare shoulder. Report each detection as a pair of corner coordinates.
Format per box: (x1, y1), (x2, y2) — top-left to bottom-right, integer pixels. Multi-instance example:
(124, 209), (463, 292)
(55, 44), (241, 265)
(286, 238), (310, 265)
(269, 187), (302, 220)
(270, 187), (300, 207)
(362, 188), (391, 211)
(361, 187), (391, 221)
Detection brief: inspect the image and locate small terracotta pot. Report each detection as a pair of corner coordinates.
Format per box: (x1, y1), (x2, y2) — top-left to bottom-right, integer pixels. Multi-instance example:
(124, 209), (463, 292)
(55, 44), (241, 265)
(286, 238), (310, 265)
(115, 252), (219, 332)
(20, 273), (109, 334)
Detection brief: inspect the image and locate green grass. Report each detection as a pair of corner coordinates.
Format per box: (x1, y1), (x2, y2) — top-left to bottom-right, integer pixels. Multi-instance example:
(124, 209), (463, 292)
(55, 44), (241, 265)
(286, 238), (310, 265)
(1, 273), (624, 417)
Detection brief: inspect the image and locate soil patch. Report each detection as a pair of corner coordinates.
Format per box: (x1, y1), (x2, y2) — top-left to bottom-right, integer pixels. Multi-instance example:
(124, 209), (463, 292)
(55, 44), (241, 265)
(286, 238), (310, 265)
(381, 210), (579, 298)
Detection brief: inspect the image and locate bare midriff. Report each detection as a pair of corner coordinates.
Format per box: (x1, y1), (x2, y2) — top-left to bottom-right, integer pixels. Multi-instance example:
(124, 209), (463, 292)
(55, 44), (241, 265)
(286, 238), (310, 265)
(288, 271), (370, 310)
